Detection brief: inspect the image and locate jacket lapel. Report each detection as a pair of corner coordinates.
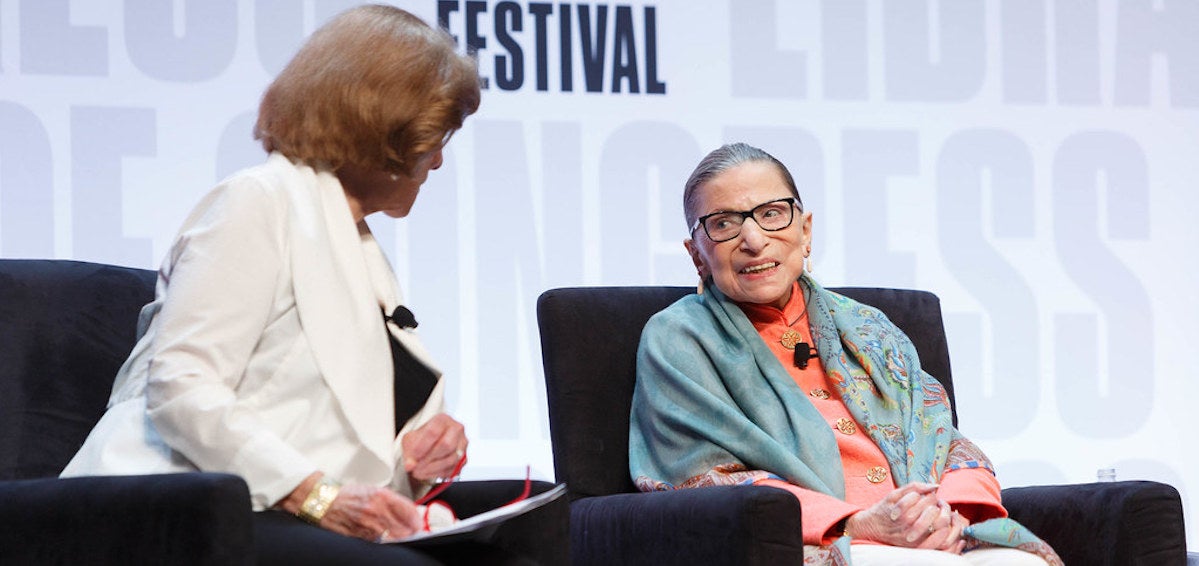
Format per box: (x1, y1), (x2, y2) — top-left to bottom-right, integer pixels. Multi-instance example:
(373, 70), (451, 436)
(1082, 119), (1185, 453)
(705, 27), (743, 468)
(285, 158), (395, 470)
(360, 235), (443, 378)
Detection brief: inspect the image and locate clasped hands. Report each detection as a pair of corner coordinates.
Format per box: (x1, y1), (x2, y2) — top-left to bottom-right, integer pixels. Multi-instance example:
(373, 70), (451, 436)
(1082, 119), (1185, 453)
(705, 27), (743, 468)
(843, 483), (969, 554)
(281, 414), (467, 542)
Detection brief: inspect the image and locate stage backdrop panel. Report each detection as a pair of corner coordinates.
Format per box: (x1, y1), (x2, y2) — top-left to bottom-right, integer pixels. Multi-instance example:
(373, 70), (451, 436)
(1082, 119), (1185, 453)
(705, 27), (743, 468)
(1, 0), (1194, 548)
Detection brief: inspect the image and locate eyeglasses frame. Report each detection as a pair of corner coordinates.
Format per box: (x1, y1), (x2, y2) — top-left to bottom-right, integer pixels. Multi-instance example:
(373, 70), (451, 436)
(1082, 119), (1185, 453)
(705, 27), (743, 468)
(689, 197), (802, 243)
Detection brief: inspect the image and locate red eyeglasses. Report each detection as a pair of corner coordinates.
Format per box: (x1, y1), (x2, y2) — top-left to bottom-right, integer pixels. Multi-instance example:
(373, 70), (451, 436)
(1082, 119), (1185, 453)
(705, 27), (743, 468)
(413, 452), (532, 532)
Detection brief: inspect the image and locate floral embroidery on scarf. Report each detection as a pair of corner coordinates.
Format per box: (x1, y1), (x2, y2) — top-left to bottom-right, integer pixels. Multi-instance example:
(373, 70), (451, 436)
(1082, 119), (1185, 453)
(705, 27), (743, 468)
(628, 274), (1061, 565)
(945, 437), (995, 474)
(965, 518), (1064, 565)
(635, 463), (776, 491)
(802, 544), (849, 566)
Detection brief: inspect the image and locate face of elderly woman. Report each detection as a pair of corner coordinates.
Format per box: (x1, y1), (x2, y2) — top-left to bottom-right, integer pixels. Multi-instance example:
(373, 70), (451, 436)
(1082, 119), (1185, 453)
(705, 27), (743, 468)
(684, 161), (812, 310)
(339, 148), (445, 222)
(380, 149), (445, 218)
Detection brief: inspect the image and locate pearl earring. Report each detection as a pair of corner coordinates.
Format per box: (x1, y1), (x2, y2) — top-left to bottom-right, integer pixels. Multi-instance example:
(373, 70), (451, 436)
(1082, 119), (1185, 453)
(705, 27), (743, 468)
(390, 173), (400, 181)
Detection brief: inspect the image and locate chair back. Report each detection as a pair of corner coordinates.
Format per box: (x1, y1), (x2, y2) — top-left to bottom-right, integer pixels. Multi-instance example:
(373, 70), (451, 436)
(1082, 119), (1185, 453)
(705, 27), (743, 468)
(0, 259), (156, 480)
(536, 285), (955, 499)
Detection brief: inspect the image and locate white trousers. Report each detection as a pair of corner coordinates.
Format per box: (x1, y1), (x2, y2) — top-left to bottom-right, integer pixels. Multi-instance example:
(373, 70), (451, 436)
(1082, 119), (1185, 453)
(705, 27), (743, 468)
(851, 545), (1050, 566)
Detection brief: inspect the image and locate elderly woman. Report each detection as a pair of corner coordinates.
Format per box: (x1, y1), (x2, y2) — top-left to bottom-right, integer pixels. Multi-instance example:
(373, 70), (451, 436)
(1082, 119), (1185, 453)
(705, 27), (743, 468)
(629, 143), (1061, 565)
(59, 6), (520, 564)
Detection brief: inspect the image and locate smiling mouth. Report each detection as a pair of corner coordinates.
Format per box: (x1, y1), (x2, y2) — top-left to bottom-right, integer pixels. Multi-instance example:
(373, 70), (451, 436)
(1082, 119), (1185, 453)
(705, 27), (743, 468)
(740, 262), (778, 274)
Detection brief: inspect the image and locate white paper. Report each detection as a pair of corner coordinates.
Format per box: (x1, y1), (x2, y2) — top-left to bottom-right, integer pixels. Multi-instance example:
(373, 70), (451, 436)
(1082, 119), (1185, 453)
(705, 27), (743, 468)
(386, 483), (567, 545)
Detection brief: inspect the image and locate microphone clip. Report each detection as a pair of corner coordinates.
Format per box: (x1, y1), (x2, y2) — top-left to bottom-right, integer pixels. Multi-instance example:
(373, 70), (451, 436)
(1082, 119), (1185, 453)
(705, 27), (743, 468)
(387, 305), (419, 329)
(794, 342), (817, 369)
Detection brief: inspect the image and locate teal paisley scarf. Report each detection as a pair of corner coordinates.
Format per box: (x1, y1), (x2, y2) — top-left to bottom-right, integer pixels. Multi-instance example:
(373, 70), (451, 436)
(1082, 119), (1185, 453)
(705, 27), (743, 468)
(628, 274), (1060, 565)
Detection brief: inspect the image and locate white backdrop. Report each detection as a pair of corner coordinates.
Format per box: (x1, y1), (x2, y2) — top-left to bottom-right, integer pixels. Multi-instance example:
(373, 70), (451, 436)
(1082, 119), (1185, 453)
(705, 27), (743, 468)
(2, 0), (1194, 548)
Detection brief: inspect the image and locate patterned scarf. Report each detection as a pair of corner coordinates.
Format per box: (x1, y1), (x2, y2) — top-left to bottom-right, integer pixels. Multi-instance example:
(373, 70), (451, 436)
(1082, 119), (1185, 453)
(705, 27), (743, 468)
(629, 274), (1060, 565)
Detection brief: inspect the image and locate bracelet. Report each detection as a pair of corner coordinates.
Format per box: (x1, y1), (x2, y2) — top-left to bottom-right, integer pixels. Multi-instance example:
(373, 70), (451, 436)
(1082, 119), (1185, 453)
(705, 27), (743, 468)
(297, 476), (341, 525)
(837, 516), (855, 538)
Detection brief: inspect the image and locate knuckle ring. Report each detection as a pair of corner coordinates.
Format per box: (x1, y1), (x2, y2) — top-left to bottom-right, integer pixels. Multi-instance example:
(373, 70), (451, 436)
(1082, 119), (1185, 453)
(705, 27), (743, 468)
(376, 529), (390, 543)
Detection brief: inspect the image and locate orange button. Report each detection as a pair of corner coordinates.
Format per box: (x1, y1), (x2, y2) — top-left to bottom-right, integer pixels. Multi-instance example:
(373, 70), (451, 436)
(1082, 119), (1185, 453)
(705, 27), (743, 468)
(780, 329), (804, 349)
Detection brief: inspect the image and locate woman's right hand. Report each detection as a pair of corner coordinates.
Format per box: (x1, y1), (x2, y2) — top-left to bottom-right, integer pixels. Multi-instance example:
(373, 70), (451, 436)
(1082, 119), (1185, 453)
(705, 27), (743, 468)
(279, 473), (423, 542)
(319, 483), (424, 541)
(844, 483), (959, 549)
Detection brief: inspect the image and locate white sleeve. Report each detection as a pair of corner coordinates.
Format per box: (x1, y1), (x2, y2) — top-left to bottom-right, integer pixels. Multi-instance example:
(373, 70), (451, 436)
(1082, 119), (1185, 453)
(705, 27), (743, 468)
(144, 178), (316, 509)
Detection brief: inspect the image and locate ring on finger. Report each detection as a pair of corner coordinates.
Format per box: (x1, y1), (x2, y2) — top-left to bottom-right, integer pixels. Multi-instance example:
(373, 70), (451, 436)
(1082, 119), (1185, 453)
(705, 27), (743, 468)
(376, 529), (390, 543)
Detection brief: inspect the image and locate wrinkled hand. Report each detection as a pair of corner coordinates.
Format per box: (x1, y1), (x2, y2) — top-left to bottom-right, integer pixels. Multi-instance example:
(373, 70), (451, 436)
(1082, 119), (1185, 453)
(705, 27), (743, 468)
(401, 413), (467, 482)
(321, 483), (423, 541)
(278, 473), (421, 542)
(845, 483), (964, 550)
(920, 507), (969, 554)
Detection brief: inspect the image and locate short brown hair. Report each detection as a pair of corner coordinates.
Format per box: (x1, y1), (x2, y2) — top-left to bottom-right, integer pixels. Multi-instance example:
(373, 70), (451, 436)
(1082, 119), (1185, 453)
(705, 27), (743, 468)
(255, 4), (480, 175)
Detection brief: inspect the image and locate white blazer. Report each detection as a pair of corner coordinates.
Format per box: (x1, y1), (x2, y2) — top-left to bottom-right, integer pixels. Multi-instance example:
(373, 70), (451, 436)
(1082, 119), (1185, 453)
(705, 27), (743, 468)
(61, 153), (444, 510)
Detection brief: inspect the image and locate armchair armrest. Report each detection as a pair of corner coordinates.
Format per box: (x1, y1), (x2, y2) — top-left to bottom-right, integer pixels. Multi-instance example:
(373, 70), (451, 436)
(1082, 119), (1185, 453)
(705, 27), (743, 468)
(569, 485), (803, 566)
(1002, 480), (1186, 566)
(0, 473), (253, 566)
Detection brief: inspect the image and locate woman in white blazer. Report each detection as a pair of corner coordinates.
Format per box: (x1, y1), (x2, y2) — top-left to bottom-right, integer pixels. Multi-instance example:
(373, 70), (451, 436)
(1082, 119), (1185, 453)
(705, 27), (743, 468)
(62, 5), (487, 563)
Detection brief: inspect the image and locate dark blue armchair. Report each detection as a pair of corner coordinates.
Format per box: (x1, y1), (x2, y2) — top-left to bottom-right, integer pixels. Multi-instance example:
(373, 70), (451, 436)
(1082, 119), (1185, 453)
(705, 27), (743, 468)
(1, 259), (569, 565)
(537, 285), (1188, 566)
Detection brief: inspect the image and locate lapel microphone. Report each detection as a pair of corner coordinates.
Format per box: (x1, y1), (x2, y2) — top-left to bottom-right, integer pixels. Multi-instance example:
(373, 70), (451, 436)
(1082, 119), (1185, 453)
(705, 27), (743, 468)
(794, 342), (817, 369)
(386, 305), (419, 329)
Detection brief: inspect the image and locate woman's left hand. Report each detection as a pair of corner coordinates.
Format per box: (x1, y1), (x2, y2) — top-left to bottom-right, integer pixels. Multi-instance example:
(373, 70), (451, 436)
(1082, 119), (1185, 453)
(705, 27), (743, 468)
(401, 413), (467, 482)
(917, 506), (969, 554)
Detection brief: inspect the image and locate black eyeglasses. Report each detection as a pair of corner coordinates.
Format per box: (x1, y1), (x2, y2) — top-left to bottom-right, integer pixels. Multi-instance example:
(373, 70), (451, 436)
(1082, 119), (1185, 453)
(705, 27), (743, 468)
(689, 197), (800, 243)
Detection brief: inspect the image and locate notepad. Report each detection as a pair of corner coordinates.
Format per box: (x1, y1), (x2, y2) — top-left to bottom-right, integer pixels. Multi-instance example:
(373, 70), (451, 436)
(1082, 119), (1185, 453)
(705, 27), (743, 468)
(387, 483), (567, 545)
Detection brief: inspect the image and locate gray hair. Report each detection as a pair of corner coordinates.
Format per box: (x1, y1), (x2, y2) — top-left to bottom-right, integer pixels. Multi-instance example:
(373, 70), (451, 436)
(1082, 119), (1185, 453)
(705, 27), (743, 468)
(683, 142), (801, 229)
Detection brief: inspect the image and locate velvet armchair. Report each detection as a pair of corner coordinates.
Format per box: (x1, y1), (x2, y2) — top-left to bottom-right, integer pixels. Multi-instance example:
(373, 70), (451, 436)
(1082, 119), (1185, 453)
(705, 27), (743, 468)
(536, 285), (1188, 566)
(0, 259), (570, 565)
(0, 259), (255, 565)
